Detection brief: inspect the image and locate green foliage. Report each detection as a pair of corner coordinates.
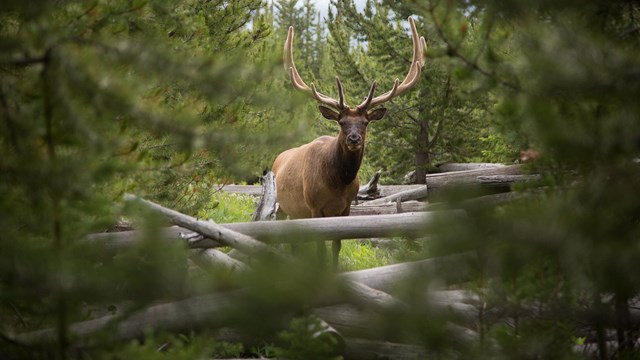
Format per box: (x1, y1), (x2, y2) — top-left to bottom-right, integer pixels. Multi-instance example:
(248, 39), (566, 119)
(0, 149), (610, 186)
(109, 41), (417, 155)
(323, 0), (515, 183)
(101, 332), (244, 359)
(479, 133), (516, 163)
(274, 315), (343, 360)
(3, 0), (640, 358)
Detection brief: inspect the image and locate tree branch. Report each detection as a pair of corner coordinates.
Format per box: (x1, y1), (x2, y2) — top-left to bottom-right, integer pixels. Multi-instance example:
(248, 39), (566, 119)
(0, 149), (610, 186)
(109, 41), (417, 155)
(426, 8), (520, 91)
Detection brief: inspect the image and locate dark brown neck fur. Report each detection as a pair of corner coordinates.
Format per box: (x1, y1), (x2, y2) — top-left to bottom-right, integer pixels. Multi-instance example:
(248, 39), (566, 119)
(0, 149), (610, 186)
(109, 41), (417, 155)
(328, 135), (363, 186)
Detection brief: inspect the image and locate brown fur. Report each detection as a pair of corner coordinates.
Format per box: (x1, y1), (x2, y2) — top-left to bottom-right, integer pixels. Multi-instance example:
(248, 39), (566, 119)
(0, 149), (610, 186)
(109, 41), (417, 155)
(273, 136), (361, 219)
(272, 108), (384, 268)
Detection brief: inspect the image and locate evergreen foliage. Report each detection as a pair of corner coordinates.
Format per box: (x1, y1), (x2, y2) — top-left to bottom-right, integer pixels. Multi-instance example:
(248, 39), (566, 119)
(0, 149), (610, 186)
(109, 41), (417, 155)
(2, 0), (639, 358)
(326, 0), (513, 183)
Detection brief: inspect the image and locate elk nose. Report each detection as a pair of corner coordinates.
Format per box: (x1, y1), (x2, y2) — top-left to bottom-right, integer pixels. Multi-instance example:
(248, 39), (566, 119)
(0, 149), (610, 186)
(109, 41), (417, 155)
(347, 134), (362, 145)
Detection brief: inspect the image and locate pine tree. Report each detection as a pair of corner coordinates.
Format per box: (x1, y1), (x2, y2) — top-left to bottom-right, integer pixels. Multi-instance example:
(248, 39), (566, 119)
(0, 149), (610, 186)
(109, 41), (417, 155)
(326, 0), (504, 183)
(0, 0), (289, 357)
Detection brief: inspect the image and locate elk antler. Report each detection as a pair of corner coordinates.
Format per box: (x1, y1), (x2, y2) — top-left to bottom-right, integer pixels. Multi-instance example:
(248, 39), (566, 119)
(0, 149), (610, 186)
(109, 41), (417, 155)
(357, 17), (427, 111)
(284, 26), (346, 111)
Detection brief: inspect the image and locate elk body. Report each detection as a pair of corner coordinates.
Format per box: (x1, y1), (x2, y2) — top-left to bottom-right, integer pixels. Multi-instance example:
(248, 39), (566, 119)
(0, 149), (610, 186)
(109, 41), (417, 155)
(272, 18), (427, 269)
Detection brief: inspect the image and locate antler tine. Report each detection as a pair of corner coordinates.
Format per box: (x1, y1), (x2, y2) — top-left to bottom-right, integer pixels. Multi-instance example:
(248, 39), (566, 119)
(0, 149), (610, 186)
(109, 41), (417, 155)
(357, 81), (378, 111)
(336, 76), (345, 110)
(284, 26), (345, 110)
(366, 17), (427, 110)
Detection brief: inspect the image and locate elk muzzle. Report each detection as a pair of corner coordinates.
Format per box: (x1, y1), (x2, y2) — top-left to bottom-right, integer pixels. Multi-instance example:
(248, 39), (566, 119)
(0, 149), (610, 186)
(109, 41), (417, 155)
(346, 133), (363, 151)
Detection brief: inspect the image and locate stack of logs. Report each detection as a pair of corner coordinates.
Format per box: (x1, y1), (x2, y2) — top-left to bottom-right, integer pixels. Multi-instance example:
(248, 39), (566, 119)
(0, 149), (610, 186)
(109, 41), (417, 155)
(16, 163), (575, 359)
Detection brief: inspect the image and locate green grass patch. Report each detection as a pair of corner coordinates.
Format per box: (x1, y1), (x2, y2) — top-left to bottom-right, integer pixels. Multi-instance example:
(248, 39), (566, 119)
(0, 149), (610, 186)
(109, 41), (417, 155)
(197, 191), (256, 223)
(337, 240), (394, 271)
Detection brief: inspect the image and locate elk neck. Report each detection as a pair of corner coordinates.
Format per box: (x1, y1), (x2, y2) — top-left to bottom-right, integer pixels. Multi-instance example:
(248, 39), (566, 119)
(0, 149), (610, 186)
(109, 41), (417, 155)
(328, 134), (364, 186)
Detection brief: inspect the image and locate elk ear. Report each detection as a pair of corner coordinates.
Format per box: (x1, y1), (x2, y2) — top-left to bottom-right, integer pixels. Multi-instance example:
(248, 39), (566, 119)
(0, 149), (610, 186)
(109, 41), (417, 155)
(367, 107), (387, 121)
(318, 106), (340, 121)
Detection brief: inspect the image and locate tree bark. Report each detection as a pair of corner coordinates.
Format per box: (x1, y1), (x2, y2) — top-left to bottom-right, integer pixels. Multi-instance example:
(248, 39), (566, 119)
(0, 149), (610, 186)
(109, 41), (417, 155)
(176, 211), (466, 243)
(251, 171), (278, 221)
(423, 165), (524, 189)
(350, 200), (429, 216)
(438, 163), (507, 172)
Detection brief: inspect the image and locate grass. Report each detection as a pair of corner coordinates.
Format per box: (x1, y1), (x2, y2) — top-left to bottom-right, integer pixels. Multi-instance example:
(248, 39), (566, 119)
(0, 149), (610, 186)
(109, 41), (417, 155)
(197, 191), (256, 224)
(338, 240), (394, 271)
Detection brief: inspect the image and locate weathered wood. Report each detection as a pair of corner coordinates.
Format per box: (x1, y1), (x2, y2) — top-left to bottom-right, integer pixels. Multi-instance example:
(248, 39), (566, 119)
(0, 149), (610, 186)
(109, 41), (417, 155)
(220, 211), (465, 243)
(437, 163), (507, 172)
(15, 251), (477, 346)
(190, 249), (249, 273)
(344, 253), (477, 292)
(477, 174), (541, 187)
(15, 290), (247, 345)
(87, 226), (224, 252)
(251, 171), (278, 221)
(124, 194), (285, 258)
(86, 211), (464, 251)
(14, 270), (411, 347)
(423, 165), (524, 189)
(342, 280), (406, 310)
(350, 200), (429, 216)
(357, 169), (382, 200)
(363, 185), (428, 205)
(316, 291), (481, 338)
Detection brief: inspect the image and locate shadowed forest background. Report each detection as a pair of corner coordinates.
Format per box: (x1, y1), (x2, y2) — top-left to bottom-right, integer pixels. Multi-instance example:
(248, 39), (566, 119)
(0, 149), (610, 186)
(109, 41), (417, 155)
(1, 0), (640, 359)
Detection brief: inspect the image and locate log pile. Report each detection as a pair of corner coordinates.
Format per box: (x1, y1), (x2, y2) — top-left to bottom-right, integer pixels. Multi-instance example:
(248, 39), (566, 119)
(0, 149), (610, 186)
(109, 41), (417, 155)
(17, 192), (479, 360)
(18, 164), (564, 359)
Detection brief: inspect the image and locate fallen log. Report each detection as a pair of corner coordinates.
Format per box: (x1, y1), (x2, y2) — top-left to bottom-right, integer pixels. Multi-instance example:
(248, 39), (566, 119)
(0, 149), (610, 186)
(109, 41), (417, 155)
(437, 163), (507, 172)
(124, 194), (285, 258)
(363, 185), (428, 205)
(350, 200), (429, 216)
(14, 251), (477, 345)
(477, 174), (541, 187)
(88, 211), (465, 250)
(315, 290), (481, 339)
(190, 249), (248, 273)
(423, 165), (524, 189)
(15, 290), (247, 345)
(87, 226), (223, 252)
(344, 253), (477, 292)
(211, 211), (465, 243)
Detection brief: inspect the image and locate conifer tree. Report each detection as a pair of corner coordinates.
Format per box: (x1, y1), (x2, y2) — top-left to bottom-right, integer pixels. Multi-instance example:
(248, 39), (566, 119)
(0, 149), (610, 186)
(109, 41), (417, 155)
(327, 0), (504, 183)
(0, 0), (288, 357)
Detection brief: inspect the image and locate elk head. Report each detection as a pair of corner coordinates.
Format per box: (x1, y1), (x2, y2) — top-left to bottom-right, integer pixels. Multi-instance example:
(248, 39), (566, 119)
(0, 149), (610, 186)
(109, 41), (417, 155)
(284, 17), (427, 153)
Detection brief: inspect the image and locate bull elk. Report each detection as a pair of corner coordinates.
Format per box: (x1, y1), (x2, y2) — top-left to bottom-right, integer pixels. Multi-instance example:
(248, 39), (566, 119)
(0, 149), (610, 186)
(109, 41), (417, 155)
(272, 17), (427, 269)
